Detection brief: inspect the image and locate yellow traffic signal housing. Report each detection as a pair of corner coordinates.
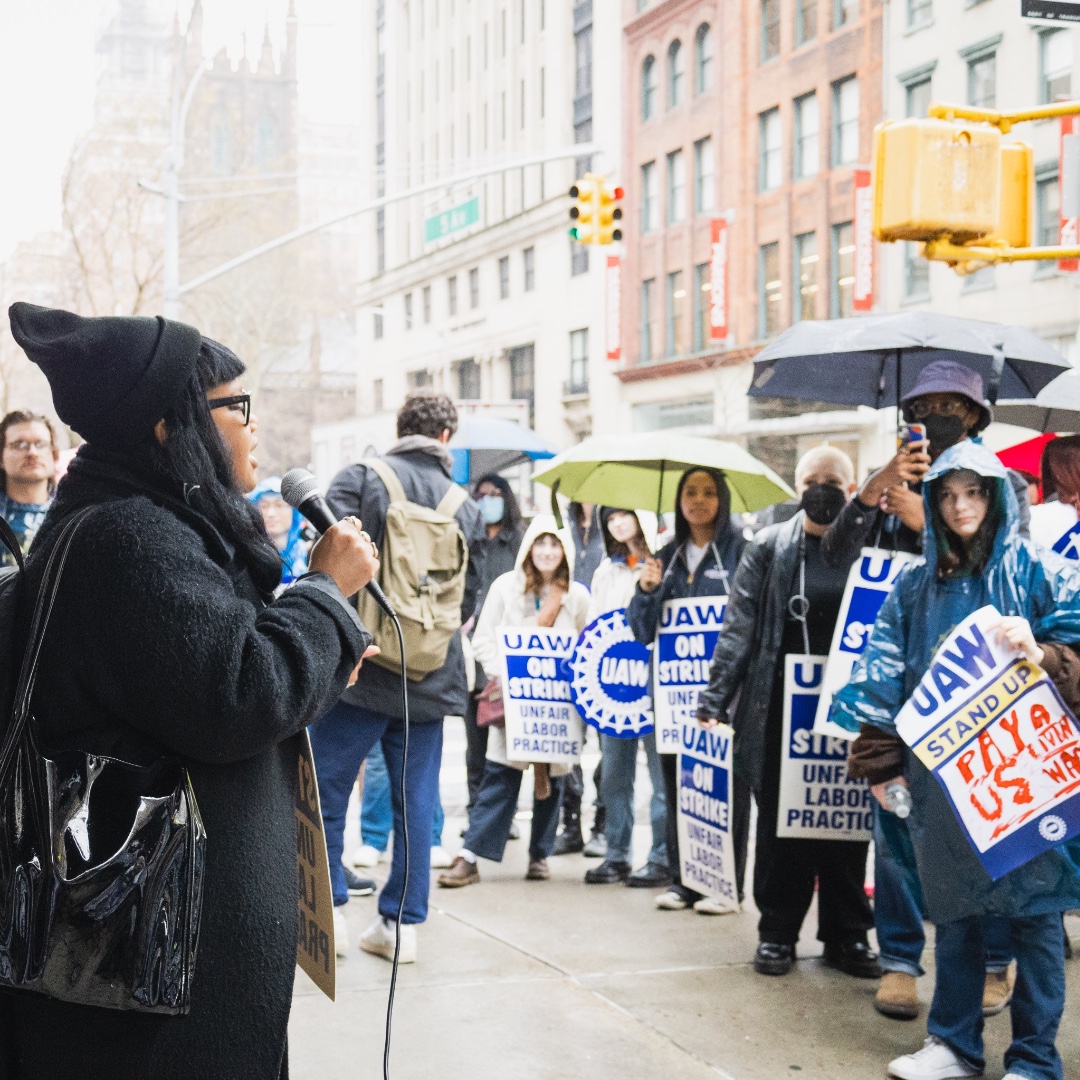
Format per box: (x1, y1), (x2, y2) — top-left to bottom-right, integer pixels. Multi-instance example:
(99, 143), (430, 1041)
(872, 118), (1002, 244)
(569, 175), (600, 244)
(597, 182), (624, 245)
(985, 142), (1034, 249)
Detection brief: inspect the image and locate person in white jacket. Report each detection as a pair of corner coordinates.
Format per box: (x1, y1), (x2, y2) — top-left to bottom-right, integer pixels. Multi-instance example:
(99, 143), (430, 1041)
(581, 509), (671, 889)
(438, 514), (590, 887)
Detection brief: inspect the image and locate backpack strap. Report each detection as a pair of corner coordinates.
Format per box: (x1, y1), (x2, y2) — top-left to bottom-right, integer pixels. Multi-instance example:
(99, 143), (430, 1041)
(364, 456), (408, 505)
(435, 482), (468, 519)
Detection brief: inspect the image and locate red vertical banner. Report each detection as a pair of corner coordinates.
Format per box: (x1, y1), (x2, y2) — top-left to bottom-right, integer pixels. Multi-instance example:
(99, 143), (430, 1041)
(1059, 116), (1080, 273)
(853, 168), (874, 312)
(605, 255), (622, 362)
(709, 217), (729, 341)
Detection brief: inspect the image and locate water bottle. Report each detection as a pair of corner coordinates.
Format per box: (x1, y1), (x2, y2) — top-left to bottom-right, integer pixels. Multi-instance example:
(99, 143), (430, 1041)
(883, 780), (912, 819)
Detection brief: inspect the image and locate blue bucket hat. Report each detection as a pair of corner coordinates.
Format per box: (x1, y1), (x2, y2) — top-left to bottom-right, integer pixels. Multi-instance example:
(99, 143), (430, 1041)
(900, 360), (993, 434)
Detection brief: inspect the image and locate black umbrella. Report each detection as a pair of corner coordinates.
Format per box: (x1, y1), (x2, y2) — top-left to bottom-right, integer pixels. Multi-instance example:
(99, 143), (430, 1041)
(749, 311), (1070, 409)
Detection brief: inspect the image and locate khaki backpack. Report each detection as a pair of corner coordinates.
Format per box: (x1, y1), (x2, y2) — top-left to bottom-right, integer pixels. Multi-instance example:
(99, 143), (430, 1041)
(357, 456), (470, 681)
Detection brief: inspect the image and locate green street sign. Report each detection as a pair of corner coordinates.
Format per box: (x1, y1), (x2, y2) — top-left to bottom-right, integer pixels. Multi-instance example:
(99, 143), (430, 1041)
(424, 196), (480, 243)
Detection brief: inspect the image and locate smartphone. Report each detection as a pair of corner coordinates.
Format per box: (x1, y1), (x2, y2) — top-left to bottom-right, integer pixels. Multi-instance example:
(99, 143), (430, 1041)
(899, 422), (926, 448)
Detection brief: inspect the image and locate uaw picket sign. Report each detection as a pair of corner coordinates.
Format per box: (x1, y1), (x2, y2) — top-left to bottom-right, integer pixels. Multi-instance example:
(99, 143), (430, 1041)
(569, 608), (654, 738)
(499, 627), (583, 764)
(677, 720), (740, 909)
(1052, 521), (1080, 560)
(814, 548), (917, 739)
(779, 656), (872, 841)
(296, 731), (335, 1000)
(895, 605), (1080, 880)
(653, 596), (727, 753)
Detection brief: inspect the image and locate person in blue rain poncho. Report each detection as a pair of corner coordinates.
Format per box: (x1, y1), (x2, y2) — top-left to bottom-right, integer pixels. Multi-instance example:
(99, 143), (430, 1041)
(249, 475), (310, 586)
(831, 440), (1080, 1080)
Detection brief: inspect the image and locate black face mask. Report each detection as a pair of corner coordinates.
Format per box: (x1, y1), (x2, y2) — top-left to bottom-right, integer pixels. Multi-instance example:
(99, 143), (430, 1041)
(923, 413), (967, 453)
(800, 483), (847, 526)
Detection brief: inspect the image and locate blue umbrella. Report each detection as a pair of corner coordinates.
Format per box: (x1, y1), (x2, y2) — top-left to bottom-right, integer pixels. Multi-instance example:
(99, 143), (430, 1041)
(749, 311), (1070, 409)
(449, 415), (557, 485)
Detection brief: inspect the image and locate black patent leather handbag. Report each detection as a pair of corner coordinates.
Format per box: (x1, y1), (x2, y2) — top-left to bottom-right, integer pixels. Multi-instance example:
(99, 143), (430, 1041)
(0, 507), (205, 1014)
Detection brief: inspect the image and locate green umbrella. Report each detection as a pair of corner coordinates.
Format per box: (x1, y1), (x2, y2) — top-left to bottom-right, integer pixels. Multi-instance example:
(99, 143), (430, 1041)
(532, 432), (794, 515)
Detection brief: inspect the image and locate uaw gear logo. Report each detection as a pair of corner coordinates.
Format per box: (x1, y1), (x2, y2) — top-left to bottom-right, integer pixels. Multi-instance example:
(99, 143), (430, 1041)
(569, 609), (654, 738)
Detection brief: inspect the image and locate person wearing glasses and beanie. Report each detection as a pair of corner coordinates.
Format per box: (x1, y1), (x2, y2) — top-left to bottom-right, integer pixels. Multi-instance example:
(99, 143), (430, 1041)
(0, 409), (61, 566)
(0, 303), (376, 1080)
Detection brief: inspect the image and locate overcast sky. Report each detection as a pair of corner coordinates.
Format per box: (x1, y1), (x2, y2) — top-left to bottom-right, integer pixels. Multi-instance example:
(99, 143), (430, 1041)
(0, 0), (366, 262)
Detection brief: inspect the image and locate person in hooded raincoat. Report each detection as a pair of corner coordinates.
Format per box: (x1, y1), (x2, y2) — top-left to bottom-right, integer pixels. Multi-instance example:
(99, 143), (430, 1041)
(831, 440), (1080, 1080)
(249, 475), (310, 587)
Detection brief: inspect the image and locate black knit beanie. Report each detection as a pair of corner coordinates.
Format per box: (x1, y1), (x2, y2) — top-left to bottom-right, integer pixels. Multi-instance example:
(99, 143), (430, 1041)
(8, 302), (203, 448)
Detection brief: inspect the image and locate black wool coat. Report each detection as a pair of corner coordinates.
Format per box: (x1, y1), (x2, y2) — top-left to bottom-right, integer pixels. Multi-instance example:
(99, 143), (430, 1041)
(1, 452), (370, 1080)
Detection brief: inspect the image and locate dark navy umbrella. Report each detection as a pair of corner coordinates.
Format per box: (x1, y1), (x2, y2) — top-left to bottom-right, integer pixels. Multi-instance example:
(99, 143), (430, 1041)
(749, 312), (1070, 409)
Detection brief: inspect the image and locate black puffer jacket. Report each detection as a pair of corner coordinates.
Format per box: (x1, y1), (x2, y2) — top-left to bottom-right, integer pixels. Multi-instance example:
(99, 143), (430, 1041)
(2, 448), (369, 1080)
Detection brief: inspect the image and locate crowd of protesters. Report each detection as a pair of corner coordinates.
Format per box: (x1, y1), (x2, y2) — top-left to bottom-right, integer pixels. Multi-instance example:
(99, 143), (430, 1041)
(1, 300), (1079, 1080)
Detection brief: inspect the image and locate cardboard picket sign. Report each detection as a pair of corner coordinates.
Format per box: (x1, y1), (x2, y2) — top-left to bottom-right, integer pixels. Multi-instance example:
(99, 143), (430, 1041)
(498, 626), (583, 764)
(814, 548), (918, 739)
(895, 605), (1080, 880)
(1029, 501), (1080, 559)
(653, 596), (727, 754)
(676, 720), (740, 909)
(568, 608), (654, 738)
(778, 655), (872, 841)
(296, 730), (335, 1000)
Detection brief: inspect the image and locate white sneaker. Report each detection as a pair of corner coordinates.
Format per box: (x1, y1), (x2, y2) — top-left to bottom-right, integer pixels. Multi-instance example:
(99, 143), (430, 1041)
(655, 888), (691, 911)
(333, 907), (349, 959)
(351, 844), (385, 868)
(359, 917), (417, 964)
(430, 845), (453, 869)
(693, 895), (740, 915)
(887, 1037), (983, 1080)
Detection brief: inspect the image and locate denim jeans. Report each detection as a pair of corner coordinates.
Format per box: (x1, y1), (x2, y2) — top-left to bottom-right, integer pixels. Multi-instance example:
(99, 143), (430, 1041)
(599, 731), (667, 867)
(874, 805), (1012, 976)
(464, 760), (565, 862)
(929, 912), (1066, 1080)
(360, 741), (445, 851)
(309, 701), (444, 924)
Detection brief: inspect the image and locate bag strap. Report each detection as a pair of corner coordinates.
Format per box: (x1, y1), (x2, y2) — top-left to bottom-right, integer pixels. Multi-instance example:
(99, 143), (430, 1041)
(0, 506), (96, 777)
(364, 456), (408, 506)
(0, 516), (25, 573)
(435, 482), (468, 519)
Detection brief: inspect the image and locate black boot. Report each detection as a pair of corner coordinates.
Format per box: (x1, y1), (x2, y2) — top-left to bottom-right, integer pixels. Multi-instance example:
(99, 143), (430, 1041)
(552, 810), (584, 855)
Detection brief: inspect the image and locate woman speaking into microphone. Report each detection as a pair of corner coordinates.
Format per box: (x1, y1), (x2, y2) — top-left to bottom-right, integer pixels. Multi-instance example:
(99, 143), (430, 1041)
(1, 304), (377, 1080)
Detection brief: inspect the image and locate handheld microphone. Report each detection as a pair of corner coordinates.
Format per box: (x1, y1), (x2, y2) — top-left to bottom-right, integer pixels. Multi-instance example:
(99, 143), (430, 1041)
(280, 468), (396, 618)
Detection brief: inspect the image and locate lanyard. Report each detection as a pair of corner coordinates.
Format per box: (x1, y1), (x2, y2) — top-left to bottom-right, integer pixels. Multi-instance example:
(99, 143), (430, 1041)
(787, 531), (811, 655)
(682, 540), (731, 592)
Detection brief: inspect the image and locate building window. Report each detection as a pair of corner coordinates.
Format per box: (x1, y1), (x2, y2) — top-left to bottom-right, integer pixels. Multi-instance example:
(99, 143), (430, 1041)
(906, 77), (932, 118)
(641, 278), (656, 362)
(642, 55), (657, 120)
(469, 267), (480, 308)
(694, 137), (715, 214)
(834, 0), (858, 28)
(967, 52), (996, 109)
(373, 378), (384, 412)
(667, 150), (686, 224)
(569, 329), (589, 394)
(448, 275), (458, 315)
(794, 231), (819, 322)
(668, 40), (684, 107)
(256, 117), (277, 169)
(212, 120), (233, 175)
(571, 238), (590, 276)
(523, 246), (535, 291)
(632, 396), (714, 432)
(693, 262), (711, 350)
(509, 344), (535, 425)
(457, 358), (481, 399)
(498, 255), (510, 299)
(794, 92), (819, 179)
(1041, 30), (1073, 104)
(796, 0), (817, 45)
(760, 108), (782, 191)
(574, 24), (592, 99)
(759, 243), (782, 338)
(1036, 170), (1060, 272)
(422, 285), (432, 323)
(904, 243), (930, 300)
(666, 270), (685, 356)
(761, 0), (780, 61)
(831, 221), (854, 317)
(373, 312), (384, 340)
(404, 292), (413, 330)
(832, 77), (859, 166)
(641, 161), (659, 232)
(908, 0), (932, 28)
(410, 369), (431, 388)
(695, 24), (713, 93)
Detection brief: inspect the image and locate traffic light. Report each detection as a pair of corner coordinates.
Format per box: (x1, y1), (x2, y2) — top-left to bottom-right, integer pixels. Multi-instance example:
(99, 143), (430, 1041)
(569, 174), (599, 244)
(597, 182), (624, 245)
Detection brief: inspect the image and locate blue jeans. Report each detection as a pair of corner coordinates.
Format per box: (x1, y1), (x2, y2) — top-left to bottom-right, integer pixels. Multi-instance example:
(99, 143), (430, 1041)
(599, 731), (667, 867)
(360, 741), (445, 850)
(464, 760), (565, 862)
(309, 701), (443, 924)
(874, 806), (1012, 976)
(929, 912), (1066, 1080)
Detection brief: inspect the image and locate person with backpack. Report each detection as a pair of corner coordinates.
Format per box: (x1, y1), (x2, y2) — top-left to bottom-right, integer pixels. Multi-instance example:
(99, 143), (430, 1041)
(311, 389), (486, 965)
(0, 409), (61, 568)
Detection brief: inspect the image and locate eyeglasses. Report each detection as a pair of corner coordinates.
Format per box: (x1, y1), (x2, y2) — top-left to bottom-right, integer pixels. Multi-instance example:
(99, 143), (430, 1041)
(908, 395), (972, 420)
(208, 393), (251, 425)
(5, 440), (51, 454)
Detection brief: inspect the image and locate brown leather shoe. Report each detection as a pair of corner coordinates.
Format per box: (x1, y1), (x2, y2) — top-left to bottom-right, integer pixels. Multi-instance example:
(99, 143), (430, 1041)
(437, 856), (479, 888)
(983, 962), (1016, 1016)
(874, 971), (920, 1020)
(525, 858), (550, 880)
